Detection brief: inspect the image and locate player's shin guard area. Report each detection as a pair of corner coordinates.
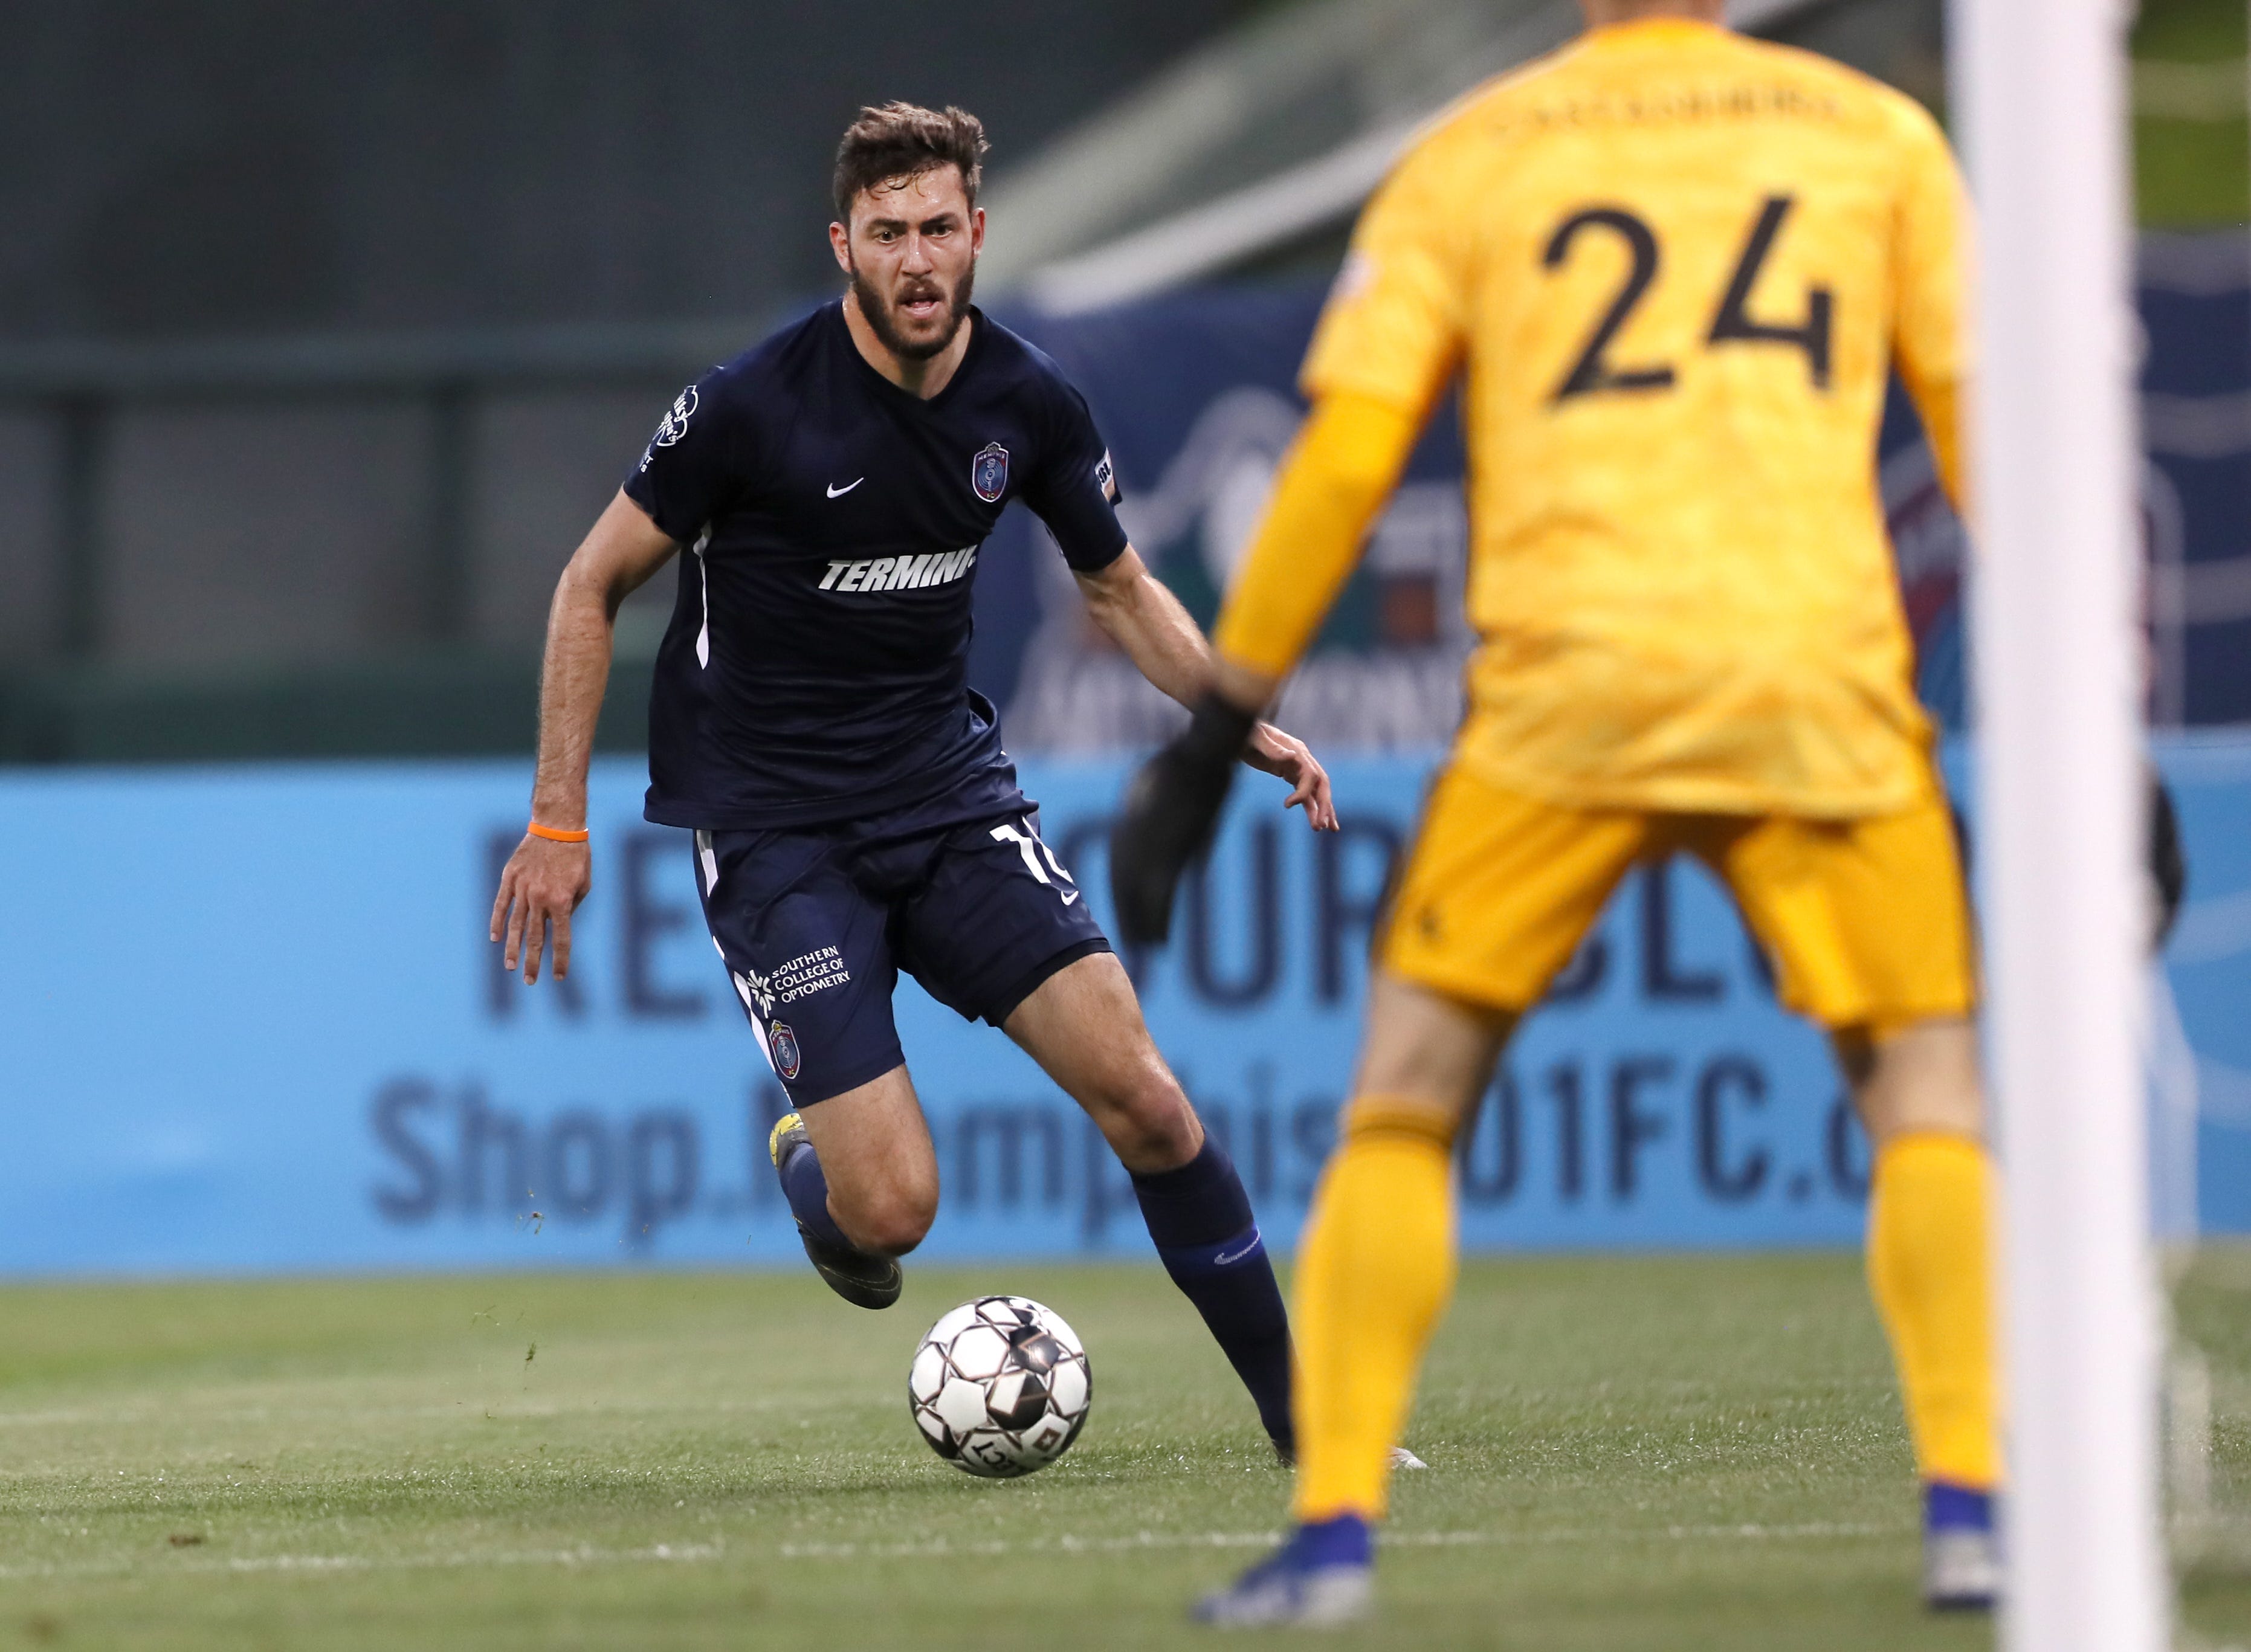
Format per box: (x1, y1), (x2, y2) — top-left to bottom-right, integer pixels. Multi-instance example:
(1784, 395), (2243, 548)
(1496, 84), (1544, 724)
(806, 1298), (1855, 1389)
(1291, 1097), (1458, 1525)
(1131, 1140), (1296, 1449)
(1866, 1132), (2000, 1491)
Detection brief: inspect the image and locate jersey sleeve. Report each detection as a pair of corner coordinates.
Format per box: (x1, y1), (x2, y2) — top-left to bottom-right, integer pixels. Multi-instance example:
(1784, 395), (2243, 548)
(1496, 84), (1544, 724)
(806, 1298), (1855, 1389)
(1889, 102), (1971, 508)
(622, 366), (752, 545)
(1021, 378), (1130, 573)
(1298, 130), (1474, 416)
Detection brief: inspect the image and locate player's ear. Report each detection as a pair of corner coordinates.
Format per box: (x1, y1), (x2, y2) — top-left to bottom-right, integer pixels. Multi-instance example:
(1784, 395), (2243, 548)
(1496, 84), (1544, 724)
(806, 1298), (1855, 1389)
(828, 219), (854, 276)
(970, 205), (985, 258)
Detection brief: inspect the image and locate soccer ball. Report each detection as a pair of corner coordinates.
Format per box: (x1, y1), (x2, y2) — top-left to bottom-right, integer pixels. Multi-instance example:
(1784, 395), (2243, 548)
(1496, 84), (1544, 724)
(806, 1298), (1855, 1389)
(908, 1295), (1091, 1477)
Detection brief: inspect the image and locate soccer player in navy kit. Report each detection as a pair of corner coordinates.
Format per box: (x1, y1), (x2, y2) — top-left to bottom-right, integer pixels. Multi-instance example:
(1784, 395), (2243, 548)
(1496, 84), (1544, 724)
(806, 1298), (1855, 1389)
(489, 103), (1332, 1459)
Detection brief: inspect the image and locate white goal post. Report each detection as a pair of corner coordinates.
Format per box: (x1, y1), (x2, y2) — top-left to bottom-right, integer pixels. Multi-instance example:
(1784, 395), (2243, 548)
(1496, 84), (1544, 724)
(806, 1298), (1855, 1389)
(1954, 0), (2166, 1648)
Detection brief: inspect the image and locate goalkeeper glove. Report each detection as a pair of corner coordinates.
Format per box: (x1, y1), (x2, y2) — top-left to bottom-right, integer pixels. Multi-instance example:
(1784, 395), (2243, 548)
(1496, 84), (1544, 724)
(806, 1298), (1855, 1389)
(1109, 692), (1259, 947)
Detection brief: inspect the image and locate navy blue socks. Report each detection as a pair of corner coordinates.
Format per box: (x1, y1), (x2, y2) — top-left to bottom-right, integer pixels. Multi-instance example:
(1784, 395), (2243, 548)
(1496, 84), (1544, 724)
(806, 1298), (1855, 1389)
(777, 1137), (854, 1251)
(1131, 1138), (1296, 1448)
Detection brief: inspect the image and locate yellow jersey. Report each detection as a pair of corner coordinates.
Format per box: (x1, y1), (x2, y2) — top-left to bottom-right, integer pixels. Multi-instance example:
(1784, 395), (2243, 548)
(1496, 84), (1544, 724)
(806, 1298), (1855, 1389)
(1299, 18), (1967, 818)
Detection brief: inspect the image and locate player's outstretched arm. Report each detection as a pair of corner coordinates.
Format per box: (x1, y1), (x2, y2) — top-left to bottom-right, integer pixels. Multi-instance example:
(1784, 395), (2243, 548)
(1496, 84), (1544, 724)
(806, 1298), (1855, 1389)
(489, 490), (678, 983)
(1073, 547), (1337, 832)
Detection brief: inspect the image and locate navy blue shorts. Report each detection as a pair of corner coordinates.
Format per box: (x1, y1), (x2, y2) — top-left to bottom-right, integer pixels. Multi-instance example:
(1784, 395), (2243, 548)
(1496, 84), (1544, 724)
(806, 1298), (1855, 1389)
(693, 781), (1111, 1105)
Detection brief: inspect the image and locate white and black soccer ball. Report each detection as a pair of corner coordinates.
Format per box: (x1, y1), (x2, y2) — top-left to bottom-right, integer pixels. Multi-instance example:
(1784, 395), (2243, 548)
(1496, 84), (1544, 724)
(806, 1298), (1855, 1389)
(908, 1296), (1091, 1478)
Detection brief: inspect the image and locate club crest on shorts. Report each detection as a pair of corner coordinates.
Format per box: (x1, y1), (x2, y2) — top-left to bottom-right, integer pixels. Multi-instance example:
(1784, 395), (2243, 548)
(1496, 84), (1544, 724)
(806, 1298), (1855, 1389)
(971, 442), (1010, 503)
(769, 1021), (803, 1082)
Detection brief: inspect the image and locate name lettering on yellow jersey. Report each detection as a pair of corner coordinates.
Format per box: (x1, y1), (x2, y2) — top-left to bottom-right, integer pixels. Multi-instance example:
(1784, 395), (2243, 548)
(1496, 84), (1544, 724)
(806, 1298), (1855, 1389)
(1502, 82), (1848, 136)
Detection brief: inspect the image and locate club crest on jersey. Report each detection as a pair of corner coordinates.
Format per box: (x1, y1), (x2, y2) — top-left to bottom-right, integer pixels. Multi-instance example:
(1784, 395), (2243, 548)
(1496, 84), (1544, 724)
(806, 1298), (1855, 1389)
(971, 442), (1010, 503)
(769, 1021), (803, 1082)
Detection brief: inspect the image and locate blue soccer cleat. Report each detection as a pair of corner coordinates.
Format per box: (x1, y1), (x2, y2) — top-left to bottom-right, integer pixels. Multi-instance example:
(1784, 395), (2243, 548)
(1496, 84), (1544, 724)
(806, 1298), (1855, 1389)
(1922, 1482), (2001, 1612)
(1194, 1514), (1373, 1628)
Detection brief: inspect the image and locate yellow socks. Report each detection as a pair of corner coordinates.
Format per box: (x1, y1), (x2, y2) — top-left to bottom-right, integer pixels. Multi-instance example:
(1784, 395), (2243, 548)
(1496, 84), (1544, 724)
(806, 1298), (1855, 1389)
(1865, 1131), (2001, 1489)
(1290, 1112), (1995, 1514)
(1291, 1096), (1459, 1523)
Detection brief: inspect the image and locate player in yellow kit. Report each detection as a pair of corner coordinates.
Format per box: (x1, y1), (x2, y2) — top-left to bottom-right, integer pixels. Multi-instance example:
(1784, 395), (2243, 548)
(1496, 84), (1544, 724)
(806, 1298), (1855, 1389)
(1109, 0), (2001, 1625)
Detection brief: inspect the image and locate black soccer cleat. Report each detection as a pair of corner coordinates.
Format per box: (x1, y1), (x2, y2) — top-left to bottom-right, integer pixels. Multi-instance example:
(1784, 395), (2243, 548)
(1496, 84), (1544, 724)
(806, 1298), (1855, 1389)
(768, 1112), (902, 1311)
(793, 1222), (903, 1311)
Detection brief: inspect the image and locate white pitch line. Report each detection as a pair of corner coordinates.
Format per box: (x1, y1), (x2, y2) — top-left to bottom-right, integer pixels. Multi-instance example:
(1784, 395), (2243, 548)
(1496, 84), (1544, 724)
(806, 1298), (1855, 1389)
(0, 1395), (805, 1428)
(0, 1540), (725, 1584)
(0, 1520), (1908, 1584)
(774, 1521), (1904, 1562)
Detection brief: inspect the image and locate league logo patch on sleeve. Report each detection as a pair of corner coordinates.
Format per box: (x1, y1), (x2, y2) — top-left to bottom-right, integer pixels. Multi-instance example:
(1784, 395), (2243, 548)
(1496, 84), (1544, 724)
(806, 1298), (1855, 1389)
(1094, 450), (1120, 505)
(1330, 248), (1378, 306)
(652, 384), (699, 448)
(971, 442), (1010, 503)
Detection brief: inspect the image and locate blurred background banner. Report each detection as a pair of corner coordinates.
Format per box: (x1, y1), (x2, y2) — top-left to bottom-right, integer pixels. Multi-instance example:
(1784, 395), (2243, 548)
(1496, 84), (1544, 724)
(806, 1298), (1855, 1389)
(1, 739), (2244, 1276)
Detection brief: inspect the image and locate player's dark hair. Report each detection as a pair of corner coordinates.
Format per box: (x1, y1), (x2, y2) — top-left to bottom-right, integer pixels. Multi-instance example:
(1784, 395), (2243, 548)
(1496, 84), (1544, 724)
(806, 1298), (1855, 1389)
(832, 102), (989, 224)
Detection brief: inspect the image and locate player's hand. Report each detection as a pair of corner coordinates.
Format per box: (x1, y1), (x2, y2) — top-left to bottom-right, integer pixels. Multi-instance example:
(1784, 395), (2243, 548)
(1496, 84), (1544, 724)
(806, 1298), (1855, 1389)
(1243, 723), (1339, 832)
(490, 834), (593, 983)
(1109, 693), (1258, 947)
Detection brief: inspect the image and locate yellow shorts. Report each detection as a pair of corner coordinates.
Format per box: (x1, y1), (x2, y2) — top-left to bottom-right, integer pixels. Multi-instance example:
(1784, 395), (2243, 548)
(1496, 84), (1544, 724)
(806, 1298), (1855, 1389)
(1378, 762), (1978, 1032)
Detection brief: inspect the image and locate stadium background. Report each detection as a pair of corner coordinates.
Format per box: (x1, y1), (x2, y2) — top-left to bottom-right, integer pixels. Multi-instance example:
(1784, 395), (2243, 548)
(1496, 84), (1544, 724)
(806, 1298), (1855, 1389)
(0, 0), (2244, 1277)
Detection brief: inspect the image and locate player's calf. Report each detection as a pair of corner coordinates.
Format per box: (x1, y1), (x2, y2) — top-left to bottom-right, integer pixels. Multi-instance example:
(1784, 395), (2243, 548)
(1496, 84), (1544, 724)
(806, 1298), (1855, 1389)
(826, 1174), (938, 1259)
(769, 1112), (905, 1309)
(1004, 955), (1296, 1451)
(769, 1080), (939, 1310)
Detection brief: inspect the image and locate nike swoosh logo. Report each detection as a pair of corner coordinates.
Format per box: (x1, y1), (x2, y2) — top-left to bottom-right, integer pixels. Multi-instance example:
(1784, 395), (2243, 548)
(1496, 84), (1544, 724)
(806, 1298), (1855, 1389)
(1060, 888), (1081, 907)
(1213, 1231), (1261, 1266)
(826, 478), (864, 498)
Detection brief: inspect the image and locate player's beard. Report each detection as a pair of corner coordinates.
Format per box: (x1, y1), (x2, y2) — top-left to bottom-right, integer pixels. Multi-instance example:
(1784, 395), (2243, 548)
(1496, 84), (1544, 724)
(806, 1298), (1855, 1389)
(851, 262), (975, 361)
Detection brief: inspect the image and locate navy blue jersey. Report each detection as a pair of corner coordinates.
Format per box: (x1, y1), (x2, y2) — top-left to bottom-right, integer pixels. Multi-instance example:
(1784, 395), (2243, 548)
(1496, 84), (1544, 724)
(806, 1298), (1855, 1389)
(624, 302), (1128, 830)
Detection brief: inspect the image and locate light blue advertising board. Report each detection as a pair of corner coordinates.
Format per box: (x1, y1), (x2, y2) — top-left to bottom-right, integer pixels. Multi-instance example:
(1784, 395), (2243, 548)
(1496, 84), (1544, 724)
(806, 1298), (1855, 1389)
(1, 738), (2246, 1275)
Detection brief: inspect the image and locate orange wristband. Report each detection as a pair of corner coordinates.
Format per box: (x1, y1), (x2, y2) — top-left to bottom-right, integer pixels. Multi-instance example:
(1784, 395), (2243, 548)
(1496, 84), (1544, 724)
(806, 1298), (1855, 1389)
(527, 821), (590, 844)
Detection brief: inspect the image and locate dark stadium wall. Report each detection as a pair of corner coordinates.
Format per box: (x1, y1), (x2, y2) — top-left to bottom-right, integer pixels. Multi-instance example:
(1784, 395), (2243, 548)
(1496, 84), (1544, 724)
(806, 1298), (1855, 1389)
(0, 0), (1262, 694)
(0, 1), (1255, 342)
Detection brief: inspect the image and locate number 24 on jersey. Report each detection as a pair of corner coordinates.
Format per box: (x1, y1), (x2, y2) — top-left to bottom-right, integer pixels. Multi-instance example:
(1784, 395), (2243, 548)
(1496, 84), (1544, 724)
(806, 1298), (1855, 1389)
(1543, 193), (1832, 405)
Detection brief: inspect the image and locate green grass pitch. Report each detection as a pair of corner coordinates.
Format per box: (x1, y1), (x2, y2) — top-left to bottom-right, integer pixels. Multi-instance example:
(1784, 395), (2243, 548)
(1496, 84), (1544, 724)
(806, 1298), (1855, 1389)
(3, 1252), (2246, 1650)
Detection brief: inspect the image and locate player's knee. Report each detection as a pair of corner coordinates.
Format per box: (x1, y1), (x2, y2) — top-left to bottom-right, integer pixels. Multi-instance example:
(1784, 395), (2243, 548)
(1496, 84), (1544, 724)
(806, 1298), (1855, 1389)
(1105, 1074), (1201, 1171)
(1840, 1017), (1985, 1146)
